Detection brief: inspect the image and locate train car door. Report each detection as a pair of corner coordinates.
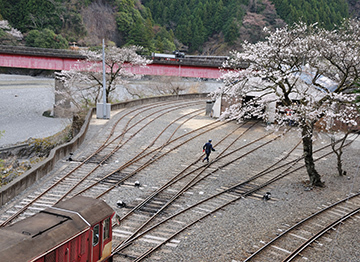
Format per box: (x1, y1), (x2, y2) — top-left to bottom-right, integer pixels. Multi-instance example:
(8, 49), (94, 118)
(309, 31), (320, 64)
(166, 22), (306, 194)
(92, 224), (101, 261)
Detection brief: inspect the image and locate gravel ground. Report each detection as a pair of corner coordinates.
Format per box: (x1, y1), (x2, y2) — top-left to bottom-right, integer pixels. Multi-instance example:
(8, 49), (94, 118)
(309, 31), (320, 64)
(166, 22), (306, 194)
(89, 107), (360, 262)
(150, 125), (360, 262)
(1, 90), (360, 262)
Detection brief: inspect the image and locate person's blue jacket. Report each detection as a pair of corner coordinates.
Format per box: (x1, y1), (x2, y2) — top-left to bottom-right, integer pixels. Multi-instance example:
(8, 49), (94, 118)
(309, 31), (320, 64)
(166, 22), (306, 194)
(203, 142), (215, 154)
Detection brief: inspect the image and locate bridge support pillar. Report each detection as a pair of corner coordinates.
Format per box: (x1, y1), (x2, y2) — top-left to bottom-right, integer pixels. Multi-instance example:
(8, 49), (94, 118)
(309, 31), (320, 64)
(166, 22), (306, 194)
(54, 72), (72, 118)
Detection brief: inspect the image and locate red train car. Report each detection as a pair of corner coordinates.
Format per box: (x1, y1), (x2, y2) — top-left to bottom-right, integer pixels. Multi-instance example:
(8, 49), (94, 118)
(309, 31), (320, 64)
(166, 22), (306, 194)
(0, 196), (115, 262)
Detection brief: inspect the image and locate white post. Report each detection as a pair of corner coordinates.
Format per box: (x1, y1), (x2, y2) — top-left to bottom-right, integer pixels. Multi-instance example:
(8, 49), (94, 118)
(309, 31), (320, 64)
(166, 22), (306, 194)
(102, 39), (107, 118)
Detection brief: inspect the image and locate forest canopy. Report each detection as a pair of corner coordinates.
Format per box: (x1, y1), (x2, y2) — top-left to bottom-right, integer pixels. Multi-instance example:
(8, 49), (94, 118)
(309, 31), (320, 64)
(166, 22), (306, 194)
(142, 0), (249, 51)
(0, 0), (354, 53)
(271, 0), (349, 29)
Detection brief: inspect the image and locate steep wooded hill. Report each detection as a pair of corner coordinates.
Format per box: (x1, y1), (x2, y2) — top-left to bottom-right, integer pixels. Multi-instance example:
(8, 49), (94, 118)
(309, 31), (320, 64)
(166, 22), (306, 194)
(0, 0), (358, 55)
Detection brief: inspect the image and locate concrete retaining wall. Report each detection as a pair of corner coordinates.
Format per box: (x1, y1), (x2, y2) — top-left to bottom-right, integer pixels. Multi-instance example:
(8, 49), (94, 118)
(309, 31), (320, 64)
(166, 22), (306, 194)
(0, 93), (209, 207)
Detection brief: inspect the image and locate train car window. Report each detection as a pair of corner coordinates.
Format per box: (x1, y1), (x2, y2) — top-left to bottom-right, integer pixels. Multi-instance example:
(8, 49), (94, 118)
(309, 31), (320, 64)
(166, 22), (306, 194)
(103, 217), (110, 240)
(93, 224), (99, 246)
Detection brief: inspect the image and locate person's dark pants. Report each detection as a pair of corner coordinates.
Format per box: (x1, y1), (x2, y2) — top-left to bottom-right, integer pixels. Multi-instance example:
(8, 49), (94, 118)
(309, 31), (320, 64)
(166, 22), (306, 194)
(203, 152), (210, 162)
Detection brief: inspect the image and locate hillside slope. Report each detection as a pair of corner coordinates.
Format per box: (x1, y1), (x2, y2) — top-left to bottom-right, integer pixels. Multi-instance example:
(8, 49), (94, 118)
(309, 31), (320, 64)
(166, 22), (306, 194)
(0, 0), (358, 55)
(201, 0), (286, 55)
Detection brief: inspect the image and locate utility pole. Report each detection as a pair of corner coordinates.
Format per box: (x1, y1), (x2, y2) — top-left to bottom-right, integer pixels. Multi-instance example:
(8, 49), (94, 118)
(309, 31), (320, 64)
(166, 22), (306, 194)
(102, 39), (107, 118)
(96, 39), (110, 119)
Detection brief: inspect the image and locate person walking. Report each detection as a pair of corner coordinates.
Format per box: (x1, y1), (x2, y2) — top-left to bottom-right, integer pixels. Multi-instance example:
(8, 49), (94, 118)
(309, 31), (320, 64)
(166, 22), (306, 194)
(202, 139), (215, 163)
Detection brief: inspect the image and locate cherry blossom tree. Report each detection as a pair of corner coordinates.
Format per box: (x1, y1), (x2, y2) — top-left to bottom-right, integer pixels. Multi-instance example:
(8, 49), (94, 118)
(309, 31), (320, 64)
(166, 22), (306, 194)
(57, 45), (151, 111)
(213, 20), (360, 187)
(0, 20), (23, 43)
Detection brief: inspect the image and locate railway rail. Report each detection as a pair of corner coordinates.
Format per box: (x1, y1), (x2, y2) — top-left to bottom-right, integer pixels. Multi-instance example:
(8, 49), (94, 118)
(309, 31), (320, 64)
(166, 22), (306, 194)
(0, 97), (358, 261)
(108, 130), (352, 261)
(0, 99), (212, 225)
(244, 189), (360, 261)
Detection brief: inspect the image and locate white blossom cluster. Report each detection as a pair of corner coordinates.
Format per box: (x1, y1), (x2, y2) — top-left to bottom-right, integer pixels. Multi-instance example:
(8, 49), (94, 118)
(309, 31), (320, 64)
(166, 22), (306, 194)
(57, 45), (152, 110)
(0, 20), (23, 39)
(214, 19), (360, 133)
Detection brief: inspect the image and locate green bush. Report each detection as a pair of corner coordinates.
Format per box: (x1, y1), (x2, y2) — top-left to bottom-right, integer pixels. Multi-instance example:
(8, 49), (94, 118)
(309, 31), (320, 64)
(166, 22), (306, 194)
(25, 29), (68, 49)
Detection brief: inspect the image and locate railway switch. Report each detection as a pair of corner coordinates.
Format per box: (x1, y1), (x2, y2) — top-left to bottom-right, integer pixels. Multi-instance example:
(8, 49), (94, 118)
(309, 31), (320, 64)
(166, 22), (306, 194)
(117, 200), (126, 208)
(262, 192), (271, 201)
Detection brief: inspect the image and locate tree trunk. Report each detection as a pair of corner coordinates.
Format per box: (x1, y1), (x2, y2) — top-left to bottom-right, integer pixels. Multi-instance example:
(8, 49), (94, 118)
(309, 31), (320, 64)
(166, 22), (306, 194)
(302, 124), (323, 187)
(331, 133), (348, 176)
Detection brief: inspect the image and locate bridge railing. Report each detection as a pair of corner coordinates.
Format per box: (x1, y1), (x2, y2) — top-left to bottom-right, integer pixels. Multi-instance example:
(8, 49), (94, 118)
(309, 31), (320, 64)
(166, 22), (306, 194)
(0, 45), (250, 69)
(0, 44), (84, 59)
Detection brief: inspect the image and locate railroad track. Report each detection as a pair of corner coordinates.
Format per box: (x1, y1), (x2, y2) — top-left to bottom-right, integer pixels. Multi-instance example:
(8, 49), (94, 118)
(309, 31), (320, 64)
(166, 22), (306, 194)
(3, 98), (264, 228)
(109, 132), (355, 261)
(108, 128), (301, 260)
(0, 99), (214, 225)
(1, 97), (357, 261)
(243, 191), (360, 261)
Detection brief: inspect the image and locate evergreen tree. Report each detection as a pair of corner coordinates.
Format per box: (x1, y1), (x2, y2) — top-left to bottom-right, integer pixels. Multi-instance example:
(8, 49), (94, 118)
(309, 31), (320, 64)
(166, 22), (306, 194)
(190, 17), (206, 51)
(213, 0), (224, 33)
(0, 0), (354, 52)
(272, 0), (349, 30)
(224, 19), (239, 45)
(128, 19), (151, 49)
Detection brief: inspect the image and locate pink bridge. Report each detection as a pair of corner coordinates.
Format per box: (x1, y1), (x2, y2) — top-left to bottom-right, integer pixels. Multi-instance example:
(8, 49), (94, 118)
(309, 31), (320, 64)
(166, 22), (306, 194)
(0, 47), (225, 79)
